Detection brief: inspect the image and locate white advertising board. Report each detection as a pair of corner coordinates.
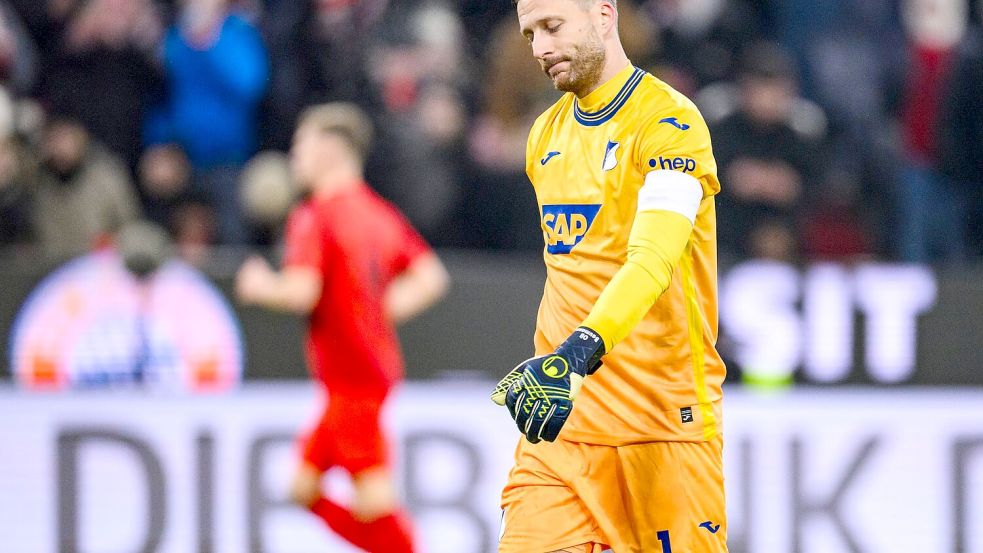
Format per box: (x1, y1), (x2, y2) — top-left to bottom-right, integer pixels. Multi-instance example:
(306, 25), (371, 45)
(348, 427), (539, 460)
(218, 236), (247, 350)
(0, 384), (981, 553)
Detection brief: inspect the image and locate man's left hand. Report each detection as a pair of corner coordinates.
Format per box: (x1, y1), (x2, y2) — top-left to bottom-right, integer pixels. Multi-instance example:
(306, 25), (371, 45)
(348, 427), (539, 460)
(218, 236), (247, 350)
(491, 327), (605, 443)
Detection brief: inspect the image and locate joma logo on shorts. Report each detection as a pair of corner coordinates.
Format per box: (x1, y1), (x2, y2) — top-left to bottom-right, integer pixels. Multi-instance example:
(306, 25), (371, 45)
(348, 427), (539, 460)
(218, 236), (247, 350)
(699, 521), (721, 534)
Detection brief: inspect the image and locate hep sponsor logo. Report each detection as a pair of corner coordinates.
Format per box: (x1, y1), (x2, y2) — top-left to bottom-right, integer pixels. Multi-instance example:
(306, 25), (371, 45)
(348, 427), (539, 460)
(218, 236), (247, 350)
(649, 156), (697, 174)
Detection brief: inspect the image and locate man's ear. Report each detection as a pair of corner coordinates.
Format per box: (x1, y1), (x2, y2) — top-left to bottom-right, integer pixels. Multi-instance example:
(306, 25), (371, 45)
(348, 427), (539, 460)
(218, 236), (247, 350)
(595, 1), (618, 36)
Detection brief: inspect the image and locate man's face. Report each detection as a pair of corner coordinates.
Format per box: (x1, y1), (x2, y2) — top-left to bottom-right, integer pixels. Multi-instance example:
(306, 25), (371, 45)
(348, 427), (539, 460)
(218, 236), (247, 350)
(180, 0), (228, 12)
(517, 0), (606, 95)
(742, 76), (795, 125)
(290, 124), (351, 189)
(290, 124), (323, 189)
(903, 0), (967, 48)
(43, 121), (88, 174)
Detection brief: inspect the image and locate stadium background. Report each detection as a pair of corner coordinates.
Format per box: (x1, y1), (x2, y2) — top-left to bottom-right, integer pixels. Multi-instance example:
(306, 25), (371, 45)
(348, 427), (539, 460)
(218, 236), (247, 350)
(0, 0), (981, 551)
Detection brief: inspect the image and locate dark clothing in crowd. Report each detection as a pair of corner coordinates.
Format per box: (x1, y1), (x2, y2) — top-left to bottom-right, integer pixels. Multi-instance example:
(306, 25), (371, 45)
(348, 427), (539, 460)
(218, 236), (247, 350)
(0, 184), (31, 242)
(712, 111), (821, 260)
(938, 28), (983, 258)
(34, 143), (139, 260)
(42, 46), (160, 167)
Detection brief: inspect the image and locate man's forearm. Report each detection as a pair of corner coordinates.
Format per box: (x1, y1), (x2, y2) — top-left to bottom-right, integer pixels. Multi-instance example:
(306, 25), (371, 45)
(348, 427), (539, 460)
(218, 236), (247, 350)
(252, 269), (322, 315)
(385, 253), (449, 325)
(582, 209), (694, 351)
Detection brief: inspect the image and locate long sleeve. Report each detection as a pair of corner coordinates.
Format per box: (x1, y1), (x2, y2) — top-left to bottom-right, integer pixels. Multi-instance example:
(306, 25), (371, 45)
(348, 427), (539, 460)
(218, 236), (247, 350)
(582, 209), (694, 351)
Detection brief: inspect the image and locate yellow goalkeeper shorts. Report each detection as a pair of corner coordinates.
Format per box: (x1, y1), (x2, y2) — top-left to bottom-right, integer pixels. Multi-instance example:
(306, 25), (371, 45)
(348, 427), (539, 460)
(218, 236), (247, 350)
(499, 435), (727, 553)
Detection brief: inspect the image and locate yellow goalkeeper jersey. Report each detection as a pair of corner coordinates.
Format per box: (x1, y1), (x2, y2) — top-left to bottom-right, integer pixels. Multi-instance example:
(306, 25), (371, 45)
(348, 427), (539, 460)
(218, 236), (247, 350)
(527, 64), (725, 445)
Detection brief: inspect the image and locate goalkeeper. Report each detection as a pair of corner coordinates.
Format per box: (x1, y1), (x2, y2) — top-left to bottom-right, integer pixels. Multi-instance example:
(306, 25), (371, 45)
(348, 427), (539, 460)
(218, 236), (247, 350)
(491, 0), (728, 552)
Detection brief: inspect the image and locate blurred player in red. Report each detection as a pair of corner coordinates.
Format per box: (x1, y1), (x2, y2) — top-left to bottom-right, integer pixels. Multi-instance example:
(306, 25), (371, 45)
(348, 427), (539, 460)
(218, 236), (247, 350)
(235, 102), (449, 552)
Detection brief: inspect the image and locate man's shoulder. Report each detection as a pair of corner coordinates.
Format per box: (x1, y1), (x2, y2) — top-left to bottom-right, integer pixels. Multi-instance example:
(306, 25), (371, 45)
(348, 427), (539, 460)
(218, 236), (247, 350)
(353, 185), (409, 221)
(633, 73), (704, 123)
(326, 186), (415, 240)
(636, 72), (697, 106)
(82, 147), (132, 192)
(530, 93), (575, 135)
(623, 73), (712, 146)
(286, 199), (319, 232)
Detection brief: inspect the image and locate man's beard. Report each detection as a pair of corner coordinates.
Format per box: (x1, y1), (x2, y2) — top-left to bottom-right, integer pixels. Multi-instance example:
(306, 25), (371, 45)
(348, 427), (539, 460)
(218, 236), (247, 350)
(542, 30), (606, 96)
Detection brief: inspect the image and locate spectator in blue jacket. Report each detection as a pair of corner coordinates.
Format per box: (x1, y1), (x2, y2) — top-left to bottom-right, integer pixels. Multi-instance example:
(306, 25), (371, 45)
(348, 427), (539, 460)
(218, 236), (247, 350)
(147, 0), (269, 244)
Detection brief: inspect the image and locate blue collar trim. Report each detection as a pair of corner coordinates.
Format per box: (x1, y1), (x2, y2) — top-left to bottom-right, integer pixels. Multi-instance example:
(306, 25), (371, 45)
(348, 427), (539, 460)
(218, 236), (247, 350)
(574, 67), (645, 127)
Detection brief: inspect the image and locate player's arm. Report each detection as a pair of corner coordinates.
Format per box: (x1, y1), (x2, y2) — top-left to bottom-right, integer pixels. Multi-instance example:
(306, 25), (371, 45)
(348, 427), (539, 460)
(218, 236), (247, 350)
(385, 251), (450, 325)
(236, 205), (323, 315)
(492, 111), (715, 443)
(491, 173), (701, 443)
(582, 109), (718, 353)
(235, 256), (323, 315)
(581, 172), (700, 351)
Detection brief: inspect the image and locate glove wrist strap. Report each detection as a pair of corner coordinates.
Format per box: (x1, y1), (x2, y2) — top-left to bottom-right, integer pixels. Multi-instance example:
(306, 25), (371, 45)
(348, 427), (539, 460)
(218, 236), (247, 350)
(562, 326), (606, 375)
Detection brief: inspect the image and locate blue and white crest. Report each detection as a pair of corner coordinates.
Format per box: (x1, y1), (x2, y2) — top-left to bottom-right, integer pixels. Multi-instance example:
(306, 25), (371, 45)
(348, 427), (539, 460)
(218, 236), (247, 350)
(602, 140), (620, 171)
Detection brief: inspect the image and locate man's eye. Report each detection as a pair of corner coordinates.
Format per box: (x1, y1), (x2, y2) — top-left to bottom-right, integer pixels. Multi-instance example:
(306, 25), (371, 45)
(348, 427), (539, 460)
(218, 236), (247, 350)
(547, 24), (561, 33)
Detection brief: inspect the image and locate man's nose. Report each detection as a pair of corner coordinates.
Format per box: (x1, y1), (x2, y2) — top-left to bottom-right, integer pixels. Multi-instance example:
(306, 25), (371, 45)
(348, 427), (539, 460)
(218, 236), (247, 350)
(531, 33), (555, 61)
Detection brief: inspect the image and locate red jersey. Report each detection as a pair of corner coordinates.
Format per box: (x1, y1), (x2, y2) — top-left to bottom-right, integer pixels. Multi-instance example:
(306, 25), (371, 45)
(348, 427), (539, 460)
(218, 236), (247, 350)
(283, 184), (431, 392)
(902, 45), (953, 164)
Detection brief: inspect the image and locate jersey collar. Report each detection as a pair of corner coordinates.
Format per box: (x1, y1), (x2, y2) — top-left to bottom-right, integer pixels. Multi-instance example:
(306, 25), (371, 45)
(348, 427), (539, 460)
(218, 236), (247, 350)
(574, 64), (645, 127)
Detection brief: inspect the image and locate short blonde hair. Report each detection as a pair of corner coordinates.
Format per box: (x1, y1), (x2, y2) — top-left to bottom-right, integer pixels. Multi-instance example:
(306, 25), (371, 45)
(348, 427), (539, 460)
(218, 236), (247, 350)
(297, 102), (374, 161)
(513, 0), (616, 7)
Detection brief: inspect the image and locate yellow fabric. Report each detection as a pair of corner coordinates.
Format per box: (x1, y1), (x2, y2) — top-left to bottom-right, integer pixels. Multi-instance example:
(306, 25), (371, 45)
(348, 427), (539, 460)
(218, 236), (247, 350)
(526, 63), (724, 445)
(553, 544), (607, 553)
(499, 437), (727, 553)
(582, 210), (693, 352)
(679, 249), (718, 440)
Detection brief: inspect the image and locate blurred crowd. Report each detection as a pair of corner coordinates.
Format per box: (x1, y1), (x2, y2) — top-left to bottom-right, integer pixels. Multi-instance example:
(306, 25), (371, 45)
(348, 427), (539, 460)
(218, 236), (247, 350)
(0, 0), (980, 267)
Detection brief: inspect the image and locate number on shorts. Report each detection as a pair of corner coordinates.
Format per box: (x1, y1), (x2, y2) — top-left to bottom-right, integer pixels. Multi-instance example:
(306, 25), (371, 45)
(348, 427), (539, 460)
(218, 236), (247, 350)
(657, 530), (672, 552)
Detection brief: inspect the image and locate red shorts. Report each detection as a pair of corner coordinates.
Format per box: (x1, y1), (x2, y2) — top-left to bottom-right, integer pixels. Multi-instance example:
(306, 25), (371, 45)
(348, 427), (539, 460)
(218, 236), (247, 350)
(300, 387), (390, 475)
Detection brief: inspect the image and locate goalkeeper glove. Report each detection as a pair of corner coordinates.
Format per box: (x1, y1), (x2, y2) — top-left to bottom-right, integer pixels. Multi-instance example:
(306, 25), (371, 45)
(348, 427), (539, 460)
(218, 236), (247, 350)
(490, 327), (605, 443)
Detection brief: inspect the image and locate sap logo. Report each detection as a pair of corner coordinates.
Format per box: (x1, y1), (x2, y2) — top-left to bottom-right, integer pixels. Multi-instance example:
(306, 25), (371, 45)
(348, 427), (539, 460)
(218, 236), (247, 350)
(541, 204), (601, 254)
(649, 156), (697, 174)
